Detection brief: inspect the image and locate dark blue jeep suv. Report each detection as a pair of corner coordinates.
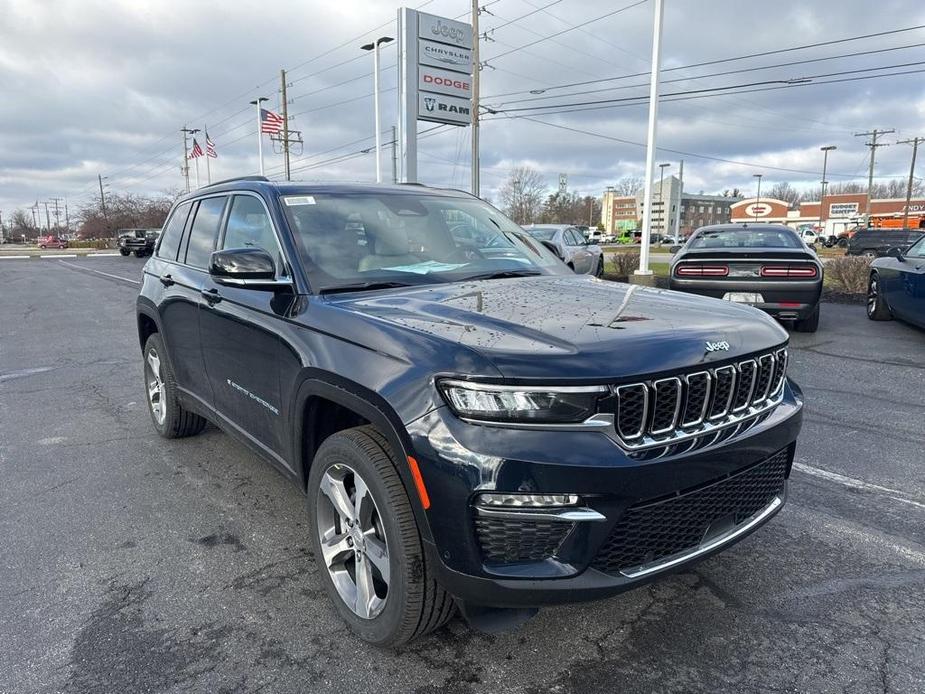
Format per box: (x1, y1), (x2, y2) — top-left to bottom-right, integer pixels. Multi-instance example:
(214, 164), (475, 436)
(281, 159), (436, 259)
(136, 178), (803, 646)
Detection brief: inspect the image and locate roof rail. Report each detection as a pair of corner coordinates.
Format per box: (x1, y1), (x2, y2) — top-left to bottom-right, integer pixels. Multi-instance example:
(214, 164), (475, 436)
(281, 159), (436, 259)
(200, 175), (270, 189)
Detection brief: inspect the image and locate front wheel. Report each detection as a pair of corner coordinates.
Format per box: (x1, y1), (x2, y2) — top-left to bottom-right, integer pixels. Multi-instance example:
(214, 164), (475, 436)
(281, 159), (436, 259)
(862, 250), (877, 259)
(837, 238), (849, 249)
(120, 249), (130, 256)
(308, 426), (454, 647)
(867, 273), (892, 321)
(594, 257), (604, 278)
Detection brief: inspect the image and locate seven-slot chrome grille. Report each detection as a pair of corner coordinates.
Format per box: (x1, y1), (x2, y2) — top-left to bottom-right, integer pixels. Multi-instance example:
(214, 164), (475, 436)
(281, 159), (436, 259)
(614, 347), (788, 450)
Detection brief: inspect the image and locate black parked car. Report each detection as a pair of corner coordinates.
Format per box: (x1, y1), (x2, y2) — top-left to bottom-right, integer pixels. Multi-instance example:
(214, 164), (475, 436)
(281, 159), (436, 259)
(136, 178), (803, 646)
(867, 236), (925, 329)
(118, 228), (160, 257)
(847, 227), (924, 258)
(670, 223), (823, 332)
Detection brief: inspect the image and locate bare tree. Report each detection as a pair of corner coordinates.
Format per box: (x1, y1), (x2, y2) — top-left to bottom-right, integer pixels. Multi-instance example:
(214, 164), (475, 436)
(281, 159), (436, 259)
(76, 190), (180, 238)
(499, 167), (546, 225)
(766, 182), (801, 207)
(612, 176), (643, 196)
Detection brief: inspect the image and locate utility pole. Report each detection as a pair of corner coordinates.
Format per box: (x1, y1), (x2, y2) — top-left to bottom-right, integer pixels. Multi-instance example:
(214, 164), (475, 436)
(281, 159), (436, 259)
(98, 174), (108, 217)
(673, 159), (684, 240)
(49, 197), (63, 230)
(281, 69), (291, 181)
(181, 126), (199, 192)
(31, 203), (38, 229)
(391, 125), (398, 184)
(64, 199), (70, 232)
(753, 174), (763, 222)
(854, 128), (895, 220)
(818, 145), (836, 234)
(897, 136), (922, 230)
(471, 0), (480, 197)
(43, 201), (51, 229)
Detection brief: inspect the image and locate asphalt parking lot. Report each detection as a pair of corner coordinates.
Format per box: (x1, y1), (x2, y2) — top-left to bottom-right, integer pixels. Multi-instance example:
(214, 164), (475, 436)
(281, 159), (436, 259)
(2, 255), (923, 694)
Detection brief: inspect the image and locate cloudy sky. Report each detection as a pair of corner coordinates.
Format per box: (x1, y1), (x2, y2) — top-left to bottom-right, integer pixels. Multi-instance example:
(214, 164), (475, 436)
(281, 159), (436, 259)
(1, 0), (924, 221)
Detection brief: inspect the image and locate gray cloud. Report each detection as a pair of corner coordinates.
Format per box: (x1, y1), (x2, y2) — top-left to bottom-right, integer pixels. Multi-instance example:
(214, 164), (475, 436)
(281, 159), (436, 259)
(1, 0), (924, 219)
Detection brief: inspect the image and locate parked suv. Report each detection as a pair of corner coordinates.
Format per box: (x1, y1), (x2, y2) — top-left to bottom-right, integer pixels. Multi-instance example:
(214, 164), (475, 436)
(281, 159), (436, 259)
(136, 178), (803, 646)
(118, 228), (160, 256)
(847, 226), (924, 257)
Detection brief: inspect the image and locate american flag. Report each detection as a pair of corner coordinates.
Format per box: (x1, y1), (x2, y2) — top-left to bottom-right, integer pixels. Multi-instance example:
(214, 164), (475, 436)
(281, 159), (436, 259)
(189, 138), (204, 159)
(260, 108), (285, 134)
(205, 132), (217, 158)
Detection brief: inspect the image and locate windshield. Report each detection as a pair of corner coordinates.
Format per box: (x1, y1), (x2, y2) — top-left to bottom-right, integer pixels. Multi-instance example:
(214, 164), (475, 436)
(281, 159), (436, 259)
(526, 228), (558, 241)
(688, 228), (801, 249)
(281, 192), (567, 292)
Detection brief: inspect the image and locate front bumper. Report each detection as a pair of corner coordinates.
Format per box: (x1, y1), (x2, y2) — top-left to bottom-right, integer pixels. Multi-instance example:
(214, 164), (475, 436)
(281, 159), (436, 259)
(407, 382), (802, 607)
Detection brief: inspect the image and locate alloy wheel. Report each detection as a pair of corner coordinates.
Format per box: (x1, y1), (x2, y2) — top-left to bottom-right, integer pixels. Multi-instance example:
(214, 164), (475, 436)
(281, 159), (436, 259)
(867, 278), (879, 317)
(316, 464), (390, 619)
(144, 347), (166, 425)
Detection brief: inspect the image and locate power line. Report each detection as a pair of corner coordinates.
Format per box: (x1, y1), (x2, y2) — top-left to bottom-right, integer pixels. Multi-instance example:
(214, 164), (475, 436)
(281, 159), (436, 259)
(484, 23), (925, 99)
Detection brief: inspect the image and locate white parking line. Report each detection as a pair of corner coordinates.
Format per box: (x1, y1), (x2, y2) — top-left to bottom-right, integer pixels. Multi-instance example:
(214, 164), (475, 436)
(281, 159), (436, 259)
(0, 255), (31, 259)
(57, 259), (141, 285)
(41, 253), (77, 258)
(87, 252), (121, 257)
(793, 462), (925, 511)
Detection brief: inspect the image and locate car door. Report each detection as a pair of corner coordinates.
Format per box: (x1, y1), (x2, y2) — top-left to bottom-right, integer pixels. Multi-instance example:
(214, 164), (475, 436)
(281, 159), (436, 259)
(150, 199), (217, 408)
(891, 236), (925, 326)
(566, 228), (593, 273)
(199, 192), (293, 464)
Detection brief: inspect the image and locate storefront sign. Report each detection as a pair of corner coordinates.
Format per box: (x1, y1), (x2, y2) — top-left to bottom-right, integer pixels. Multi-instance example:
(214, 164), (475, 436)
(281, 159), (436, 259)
(744, 203), (772, 217)
(828, 202), (859, 218)
(417, 12), (473, 48)
(418, 92), (471, 125)
(417, 39), (472, 73)
(418, 65), (471, 99)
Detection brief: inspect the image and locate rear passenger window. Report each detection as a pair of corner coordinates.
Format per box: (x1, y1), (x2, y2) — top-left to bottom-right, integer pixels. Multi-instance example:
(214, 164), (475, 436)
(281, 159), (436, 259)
(156, 202), (191, 260)
(184, 196), (227, 268)
(222, 195), (285, 274)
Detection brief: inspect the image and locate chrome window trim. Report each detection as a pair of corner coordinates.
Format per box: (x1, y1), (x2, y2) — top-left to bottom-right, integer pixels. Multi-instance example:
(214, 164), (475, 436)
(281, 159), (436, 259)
(681, 371), (711, 427)
(615, 384), (649, 440)
(732, 359), (757, 413)
(650, 377), (682, 435)
(708, 365), (736, 421)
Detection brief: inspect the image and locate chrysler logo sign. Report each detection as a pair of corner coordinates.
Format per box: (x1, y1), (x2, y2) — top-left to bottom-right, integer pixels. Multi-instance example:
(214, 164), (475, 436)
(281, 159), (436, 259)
(419, 39), (472, 72)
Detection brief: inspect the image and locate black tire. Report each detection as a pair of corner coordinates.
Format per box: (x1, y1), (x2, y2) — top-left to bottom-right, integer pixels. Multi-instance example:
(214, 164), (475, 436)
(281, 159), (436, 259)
(595, 257), (604, 278)
(39, 245), (46, 249)
(133, 250), (143, 257)
(837, 237), (849, 249)
(142, 333), (207, 438)
(120, 249), (130, 256)
(867, 272), (892, 321)
(862, 249), (877, 259)
(307, 425), (454, 647)
(794, 304), (820, 333)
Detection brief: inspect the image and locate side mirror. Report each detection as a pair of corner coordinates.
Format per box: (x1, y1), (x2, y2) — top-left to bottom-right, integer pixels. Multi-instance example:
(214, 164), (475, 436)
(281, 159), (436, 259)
(886, 247), (905, 261)
(539, 239), (564, 260)
(209, 248), (289, 288)
(669, 245), (682, 254)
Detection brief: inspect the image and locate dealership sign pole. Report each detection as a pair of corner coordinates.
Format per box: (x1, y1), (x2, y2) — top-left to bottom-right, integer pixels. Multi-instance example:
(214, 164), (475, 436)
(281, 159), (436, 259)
(397, 7), (473, 183)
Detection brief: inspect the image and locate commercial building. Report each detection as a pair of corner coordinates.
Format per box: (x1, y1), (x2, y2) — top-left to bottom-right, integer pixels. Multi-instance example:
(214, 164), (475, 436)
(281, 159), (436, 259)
(729, 192), (925, 234)
(601, 177), (737, 236)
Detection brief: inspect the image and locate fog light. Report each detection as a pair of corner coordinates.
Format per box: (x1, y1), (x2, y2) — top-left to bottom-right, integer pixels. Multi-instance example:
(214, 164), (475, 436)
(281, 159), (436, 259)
(476, 492), (580, 508)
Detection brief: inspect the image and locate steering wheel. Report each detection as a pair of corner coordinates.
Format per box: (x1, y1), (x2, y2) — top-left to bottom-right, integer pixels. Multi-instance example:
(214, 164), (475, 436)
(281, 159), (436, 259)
(448, 245), (486, 262)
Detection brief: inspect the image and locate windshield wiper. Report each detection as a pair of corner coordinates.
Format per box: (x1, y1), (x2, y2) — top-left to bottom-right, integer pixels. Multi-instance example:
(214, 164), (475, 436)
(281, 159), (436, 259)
(320, 281), (417, 295)
(460, 269), (543, 281)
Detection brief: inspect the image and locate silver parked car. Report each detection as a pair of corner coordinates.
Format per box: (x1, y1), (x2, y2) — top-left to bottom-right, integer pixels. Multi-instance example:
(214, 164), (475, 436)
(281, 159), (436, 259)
(524, 224), (604, 276)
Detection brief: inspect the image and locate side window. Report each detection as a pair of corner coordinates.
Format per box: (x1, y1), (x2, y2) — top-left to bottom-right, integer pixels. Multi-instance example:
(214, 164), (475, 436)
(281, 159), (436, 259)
(906, 236), (925, 258)
(222, 195), (284, 273)
(156, 202), (191, 260)
(184, 196), (227, 268)
(566, 229), (581, 246)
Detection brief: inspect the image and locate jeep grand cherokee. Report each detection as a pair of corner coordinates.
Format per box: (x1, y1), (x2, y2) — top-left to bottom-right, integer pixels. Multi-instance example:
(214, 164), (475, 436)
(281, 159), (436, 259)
(136, 178), (803, 646)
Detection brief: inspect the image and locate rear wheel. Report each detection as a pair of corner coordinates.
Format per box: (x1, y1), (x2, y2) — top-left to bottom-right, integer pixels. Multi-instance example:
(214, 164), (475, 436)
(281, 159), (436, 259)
(794, 304), (820, 333)
(120, 249), (130, 256)
(308, 426), (454, 647)
(837, 238), (849, 249)
(862, 250), (877, 259)
(143, 333), (207, 438)
(867, 272), (892, 321)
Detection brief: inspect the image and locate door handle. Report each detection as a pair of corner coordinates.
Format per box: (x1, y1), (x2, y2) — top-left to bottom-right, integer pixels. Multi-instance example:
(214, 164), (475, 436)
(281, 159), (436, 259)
(201, 287), (222, 305)
(159, 273), (174, 287)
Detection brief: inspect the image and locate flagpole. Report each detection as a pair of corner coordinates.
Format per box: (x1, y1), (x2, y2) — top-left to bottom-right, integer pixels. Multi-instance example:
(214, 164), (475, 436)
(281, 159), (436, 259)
(204, 125), (212, 184)
(250, 97), (268, 176)
(194, 157), (200, 189)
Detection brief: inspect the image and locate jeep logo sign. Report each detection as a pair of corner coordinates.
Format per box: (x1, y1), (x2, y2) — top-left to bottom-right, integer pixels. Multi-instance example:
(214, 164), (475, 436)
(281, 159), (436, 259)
(418, 66), (471, 99)
(417, 11), (473, 48)
(417, 92), (471, 125)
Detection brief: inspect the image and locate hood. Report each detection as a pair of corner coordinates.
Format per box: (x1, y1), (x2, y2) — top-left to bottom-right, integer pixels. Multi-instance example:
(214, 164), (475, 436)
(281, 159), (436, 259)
(325, 276), (788, 380)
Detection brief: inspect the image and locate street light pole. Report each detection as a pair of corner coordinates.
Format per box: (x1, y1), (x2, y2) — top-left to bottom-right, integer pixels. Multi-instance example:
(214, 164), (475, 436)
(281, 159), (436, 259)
(819, 145), (836, 234)
(634, 0), (665, 282)
(249, 97), (269, 175)
(753, 174), (763, 222)
(362, 37), (394, 183)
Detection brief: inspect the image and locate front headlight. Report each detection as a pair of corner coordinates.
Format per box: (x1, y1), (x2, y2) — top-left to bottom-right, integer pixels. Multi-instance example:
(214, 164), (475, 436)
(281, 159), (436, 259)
(437, 379), (607, 424)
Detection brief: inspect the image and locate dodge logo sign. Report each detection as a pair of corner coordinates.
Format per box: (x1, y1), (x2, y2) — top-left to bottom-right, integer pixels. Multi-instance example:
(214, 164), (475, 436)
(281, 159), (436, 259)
(705, 341), (730, 352)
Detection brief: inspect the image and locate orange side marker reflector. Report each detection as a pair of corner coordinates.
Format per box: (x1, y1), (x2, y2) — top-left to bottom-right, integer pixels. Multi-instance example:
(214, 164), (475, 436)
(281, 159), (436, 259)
(407, 456), (431, 510)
